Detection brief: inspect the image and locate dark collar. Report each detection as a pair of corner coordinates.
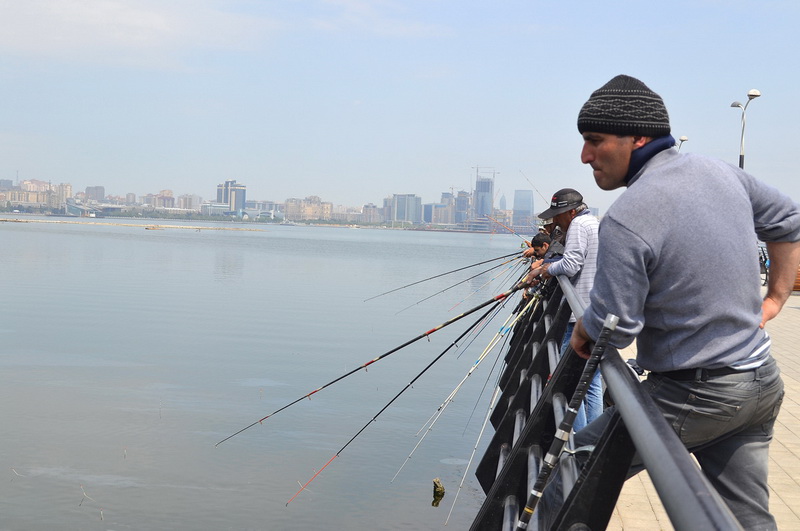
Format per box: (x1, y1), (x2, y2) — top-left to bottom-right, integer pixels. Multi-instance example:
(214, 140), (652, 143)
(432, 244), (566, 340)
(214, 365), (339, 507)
(626, 135), (675, 185)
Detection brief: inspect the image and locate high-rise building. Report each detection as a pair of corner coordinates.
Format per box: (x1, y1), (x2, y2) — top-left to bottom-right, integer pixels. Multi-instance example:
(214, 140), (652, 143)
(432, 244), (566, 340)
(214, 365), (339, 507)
(46, 183), (72, 211)
(435, 192), (455, 224)
(473, 177), (494, 219)
(512, 190), (535, 227)
(85, 186), (105, 202)
(455, 191), (470, 223)
(391, 194), (422, 223)
(283, 196), (333, 221)
(216, 180), (246, 212)
(178, 195), (203, 210)
(21, 179), (50, 192)
(361, 203), (382, 223)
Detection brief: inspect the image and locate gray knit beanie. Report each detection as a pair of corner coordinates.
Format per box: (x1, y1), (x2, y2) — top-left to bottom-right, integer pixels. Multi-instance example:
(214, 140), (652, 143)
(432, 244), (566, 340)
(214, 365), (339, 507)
(577, 75), (671, 137)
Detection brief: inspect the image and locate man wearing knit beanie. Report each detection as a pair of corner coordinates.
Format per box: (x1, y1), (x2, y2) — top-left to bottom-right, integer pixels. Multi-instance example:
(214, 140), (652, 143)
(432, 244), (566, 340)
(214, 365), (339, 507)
(561, 75), (800, 530)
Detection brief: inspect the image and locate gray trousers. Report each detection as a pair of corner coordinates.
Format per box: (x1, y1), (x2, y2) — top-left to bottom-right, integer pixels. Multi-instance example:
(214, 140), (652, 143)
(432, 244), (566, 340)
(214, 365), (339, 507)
(571, 355), (784, 530)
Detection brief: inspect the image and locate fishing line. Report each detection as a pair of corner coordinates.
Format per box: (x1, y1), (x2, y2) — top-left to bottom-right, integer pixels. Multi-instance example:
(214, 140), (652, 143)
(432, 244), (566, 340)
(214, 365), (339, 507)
(451, 267), (529, 356)
(452, 294), (513, 361)
(448, 260), (528, 316)
(401, 305), (514, 464)
(413, 305), (504, 438)
(215, 285), (524, 447)
(485, 215), (528, 242)
(447, 262), (526, 312)
(446, 295), (540, 523)
(392, 295), (534, 482)
(394, 256), (525, 316)
(285, 302), (503, 506)
(445, 384), (502, 526)
(519, 170), (550, 204)
(460, 314), (517, 437)
(431, 301), (506, 376)
(448, 266), (529, 361)
(363, 252), (520, 302)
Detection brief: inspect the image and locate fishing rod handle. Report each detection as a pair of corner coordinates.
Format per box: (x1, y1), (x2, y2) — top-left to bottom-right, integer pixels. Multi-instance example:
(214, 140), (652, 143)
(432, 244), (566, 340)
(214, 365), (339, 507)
(566, 313), (619, 413)
(515, 313), (619, 530)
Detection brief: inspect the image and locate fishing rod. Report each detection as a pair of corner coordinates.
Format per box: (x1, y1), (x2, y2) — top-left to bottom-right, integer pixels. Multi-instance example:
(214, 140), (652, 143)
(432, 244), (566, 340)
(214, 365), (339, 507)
(285, 302), (503, 506)
(364, 252), (521, 302)
(486, 214), (527, 242)
(515, 313), (619, 530)
(446, 384), (502, 526)
(519, 170), (550, 204)
(447, 266), (529, 358)
(393, 295), (537, 482)
(394, 256), (525, 315)
(413, 301), (512, 438)
(459, 288), (539, 432)
(215, 284), (526, 447)
(446, 297), (542, 523)
(448, 260), (528, 315)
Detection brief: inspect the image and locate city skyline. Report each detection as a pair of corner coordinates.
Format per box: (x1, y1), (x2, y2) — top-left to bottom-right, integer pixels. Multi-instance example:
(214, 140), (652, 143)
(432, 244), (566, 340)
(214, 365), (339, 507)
(4, 173), (542, 217)
(2, 3), (799, 216)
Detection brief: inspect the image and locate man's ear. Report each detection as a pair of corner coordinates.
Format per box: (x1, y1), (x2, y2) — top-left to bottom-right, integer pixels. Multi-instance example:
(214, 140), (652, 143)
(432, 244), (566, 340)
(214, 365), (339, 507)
(632, 136), (652, 149)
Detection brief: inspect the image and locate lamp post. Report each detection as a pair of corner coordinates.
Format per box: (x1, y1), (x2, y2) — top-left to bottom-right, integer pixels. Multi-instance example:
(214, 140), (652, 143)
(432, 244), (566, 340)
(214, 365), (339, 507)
(730, 89), (761, 169)
(677, 135), (688, 152)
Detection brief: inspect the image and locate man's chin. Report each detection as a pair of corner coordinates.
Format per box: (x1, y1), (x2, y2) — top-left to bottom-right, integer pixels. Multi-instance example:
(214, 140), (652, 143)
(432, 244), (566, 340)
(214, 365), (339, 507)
(594, 173), (623, 191)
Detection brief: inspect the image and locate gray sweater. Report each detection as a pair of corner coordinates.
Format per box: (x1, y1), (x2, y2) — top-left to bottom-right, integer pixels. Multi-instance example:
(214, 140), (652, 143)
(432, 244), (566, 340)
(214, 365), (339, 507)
(582, 149), (800, 372)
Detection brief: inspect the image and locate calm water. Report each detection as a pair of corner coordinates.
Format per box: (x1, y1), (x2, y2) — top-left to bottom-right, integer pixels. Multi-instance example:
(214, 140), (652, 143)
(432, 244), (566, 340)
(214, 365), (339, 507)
(0, 216), (527, 530)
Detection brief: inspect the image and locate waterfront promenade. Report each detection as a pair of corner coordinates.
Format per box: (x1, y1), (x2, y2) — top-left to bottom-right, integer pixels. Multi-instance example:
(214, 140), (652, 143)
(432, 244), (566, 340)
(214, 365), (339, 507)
(607, 290), (800, 530)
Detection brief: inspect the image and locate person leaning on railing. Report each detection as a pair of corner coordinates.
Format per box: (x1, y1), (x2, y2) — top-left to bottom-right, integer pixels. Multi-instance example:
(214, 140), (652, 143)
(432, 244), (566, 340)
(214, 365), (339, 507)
(522, 231), (564, 261)
(567, 75), (800, 531)
(527, 188), (602, 431)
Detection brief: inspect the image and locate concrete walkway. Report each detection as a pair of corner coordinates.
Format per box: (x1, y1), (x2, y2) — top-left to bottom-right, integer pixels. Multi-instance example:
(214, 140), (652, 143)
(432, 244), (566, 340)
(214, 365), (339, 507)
(607, 292), (800, 530)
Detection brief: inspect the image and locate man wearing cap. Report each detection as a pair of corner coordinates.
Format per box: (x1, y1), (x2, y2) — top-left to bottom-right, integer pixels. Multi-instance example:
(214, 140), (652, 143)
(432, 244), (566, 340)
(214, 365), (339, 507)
(567, 75), (800, 529)
(530, 188), (601, 430)
(541, 218), (564, 245)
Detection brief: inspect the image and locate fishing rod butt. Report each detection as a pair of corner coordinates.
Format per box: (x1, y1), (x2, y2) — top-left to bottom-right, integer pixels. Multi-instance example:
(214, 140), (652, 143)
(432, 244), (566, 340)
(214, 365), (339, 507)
(602, 313), (620, 331)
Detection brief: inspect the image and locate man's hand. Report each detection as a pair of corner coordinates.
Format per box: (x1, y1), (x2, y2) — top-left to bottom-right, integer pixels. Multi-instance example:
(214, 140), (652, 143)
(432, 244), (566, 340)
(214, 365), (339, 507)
(761, 296), (782, 328)
(761, 240), (800, 328)
(529, 259), (551, 279)
(520, 271), (541, 289)
(569, 318), (593, 359)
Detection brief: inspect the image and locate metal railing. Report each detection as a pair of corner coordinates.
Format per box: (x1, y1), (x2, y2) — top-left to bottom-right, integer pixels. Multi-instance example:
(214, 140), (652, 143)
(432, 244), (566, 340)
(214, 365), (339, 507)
(470, 276), (742, 531)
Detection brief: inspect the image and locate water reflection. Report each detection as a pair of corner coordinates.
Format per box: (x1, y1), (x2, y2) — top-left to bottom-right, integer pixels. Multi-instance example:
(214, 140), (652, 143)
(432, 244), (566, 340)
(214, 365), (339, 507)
(214, 249), (245, 281)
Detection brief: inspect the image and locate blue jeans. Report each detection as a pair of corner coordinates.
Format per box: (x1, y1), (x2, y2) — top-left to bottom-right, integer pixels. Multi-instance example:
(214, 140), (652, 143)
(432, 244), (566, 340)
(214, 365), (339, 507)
(573, 356), (784, 530)
(561, 322), (604, 431)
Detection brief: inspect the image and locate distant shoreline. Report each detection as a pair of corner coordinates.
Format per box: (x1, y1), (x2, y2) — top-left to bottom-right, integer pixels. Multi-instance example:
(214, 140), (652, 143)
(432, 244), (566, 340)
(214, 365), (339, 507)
(0, 217), (265, 232)
(0, 213), (534, 236)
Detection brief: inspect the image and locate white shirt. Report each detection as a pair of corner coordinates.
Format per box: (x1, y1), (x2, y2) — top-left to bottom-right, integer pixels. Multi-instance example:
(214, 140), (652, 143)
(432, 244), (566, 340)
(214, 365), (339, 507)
(547, 211), (599, 321)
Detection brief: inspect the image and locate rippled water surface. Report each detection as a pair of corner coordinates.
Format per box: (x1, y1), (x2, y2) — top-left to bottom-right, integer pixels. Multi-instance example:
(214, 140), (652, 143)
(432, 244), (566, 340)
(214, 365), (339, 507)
(0, 216), (526, 530)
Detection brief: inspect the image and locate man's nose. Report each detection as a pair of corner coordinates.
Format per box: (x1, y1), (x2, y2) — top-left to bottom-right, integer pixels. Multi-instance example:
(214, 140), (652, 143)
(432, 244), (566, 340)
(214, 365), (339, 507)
(580, 144), (593, 164)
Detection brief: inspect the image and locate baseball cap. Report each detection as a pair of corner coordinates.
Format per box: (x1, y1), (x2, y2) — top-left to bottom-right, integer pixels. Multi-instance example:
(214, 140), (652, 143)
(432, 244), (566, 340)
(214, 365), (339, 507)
(538, 188), (583, 219)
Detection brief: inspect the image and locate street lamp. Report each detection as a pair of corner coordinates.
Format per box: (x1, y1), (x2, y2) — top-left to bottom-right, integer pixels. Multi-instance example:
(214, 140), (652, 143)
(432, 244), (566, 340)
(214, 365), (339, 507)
(730, 89), (761, 169)
(677, 135), (688, 152)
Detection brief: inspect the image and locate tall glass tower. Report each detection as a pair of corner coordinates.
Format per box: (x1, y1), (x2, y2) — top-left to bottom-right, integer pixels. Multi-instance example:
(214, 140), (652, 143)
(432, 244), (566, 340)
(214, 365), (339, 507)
(473, 177), (494, 218)
(512, 190), (535, 227)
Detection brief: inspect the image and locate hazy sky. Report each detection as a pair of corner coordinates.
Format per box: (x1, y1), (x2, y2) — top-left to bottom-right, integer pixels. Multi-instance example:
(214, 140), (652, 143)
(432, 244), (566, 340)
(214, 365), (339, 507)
(1, 1), (798, 215)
